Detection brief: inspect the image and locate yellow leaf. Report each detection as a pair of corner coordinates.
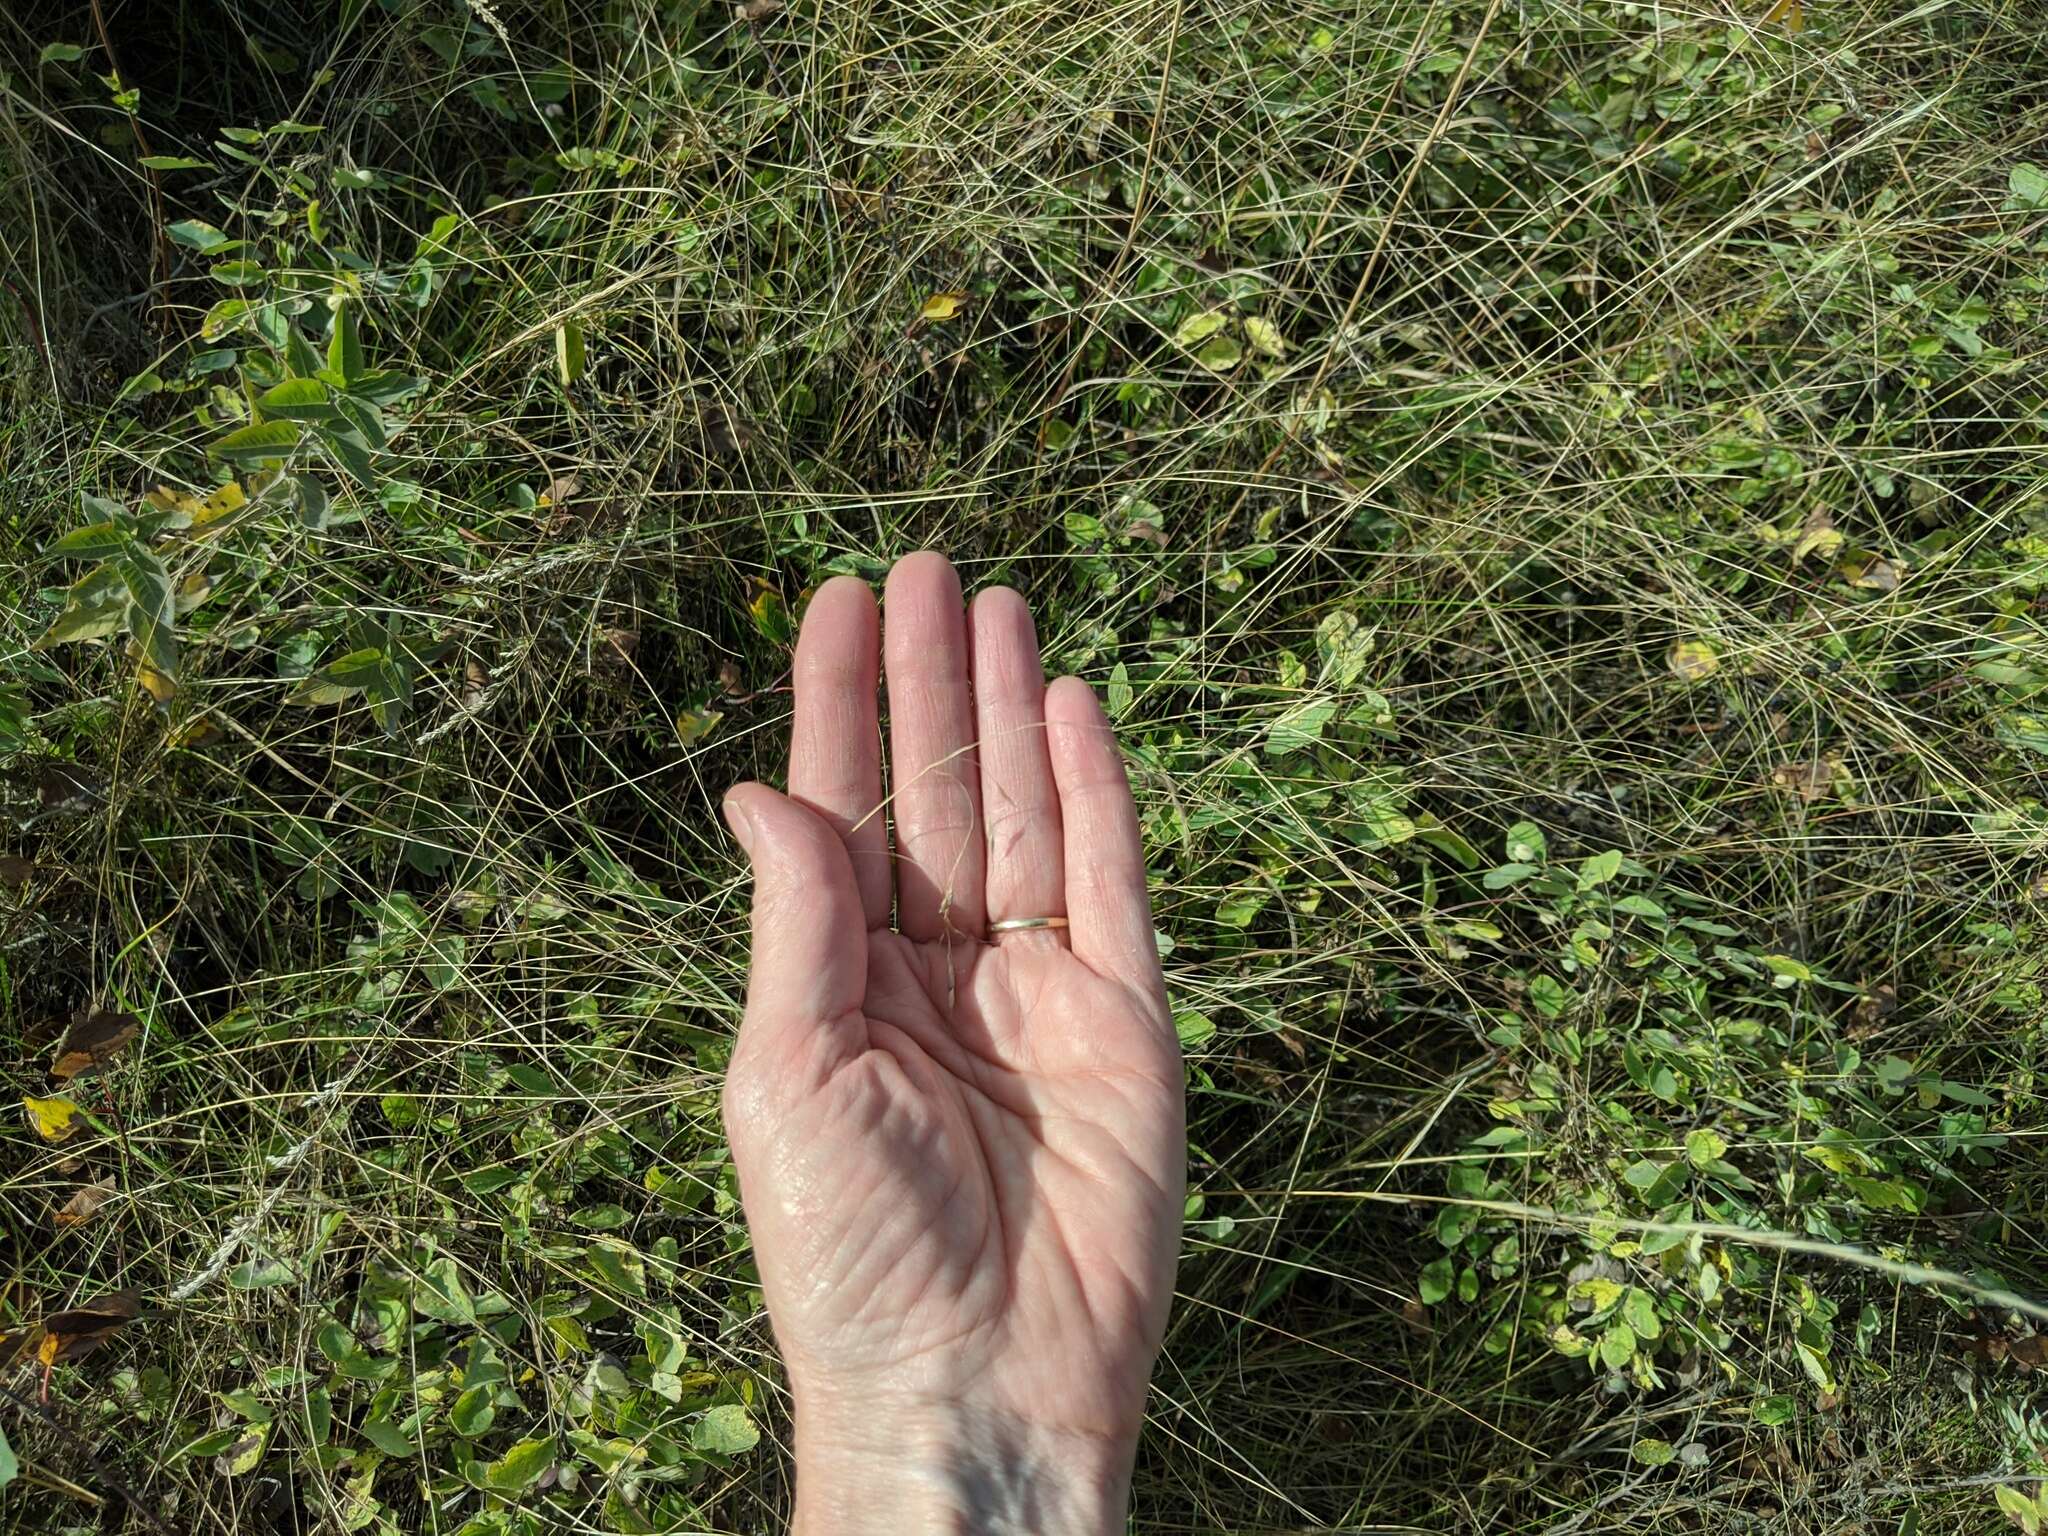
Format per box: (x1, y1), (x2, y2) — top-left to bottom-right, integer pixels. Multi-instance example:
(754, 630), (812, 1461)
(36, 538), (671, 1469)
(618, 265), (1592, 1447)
(190, 481), (248, 531)
(1667, 639), (1720, 682)
(1242, 315), (1288, 357)
(1849, 555), (1904, 592)
(24, 1095), (81, 1143)
(919, 291), (966, 322)
(135, 659), (178, 705)
(1792, 525), (1843, 563)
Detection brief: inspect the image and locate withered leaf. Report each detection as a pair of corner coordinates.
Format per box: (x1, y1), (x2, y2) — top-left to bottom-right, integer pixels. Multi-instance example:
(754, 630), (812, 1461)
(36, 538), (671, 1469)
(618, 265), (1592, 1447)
(1769, 755), (1840, 803)
(51, 1006), (143, 1081)
(37, 1288), (142, 1365)
(53, 1175), (117, 1229)
(0, 854), (32, 888)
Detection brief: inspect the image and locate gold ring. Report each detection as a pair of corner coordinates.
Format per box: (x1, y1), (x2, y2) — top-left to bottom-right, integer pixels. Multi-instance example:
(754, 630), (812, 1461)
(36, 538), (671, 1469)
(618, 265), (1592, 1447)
(988, 916), (1070, 934)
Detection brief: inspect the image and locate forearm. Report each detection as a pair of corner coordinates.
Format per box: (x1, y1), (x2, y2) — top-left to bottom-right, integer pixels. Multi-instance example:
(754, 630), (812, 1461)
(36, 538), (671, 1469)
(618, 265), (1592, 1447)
(791, 1395), (1133, 1536)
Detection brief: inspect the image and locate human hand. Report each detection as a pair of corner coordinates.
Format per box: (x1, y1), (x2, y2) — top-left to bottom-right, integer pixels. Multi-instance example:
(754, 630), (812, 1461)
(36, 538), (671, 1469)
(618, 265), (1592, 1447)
(720, 552), (1184, 1535)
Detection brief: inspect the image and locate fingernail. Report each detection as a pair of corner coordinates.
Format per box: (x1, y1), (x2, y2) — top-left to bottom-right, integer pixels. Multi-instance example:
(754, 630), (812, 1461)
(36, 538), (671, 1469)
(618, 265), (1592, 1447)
(721, 793), (754, 850)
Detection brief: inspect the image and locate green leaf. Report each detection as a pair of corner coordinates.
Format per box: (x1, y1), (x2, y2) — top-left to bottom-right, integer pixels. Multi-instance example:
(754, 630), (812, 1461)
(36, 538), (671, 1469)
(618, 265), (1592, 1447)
(201, 298), (251, 341)
(212, 419), (302, 463)
(1598, 1320), (1637, 1370)
(328, 299), (364, 386)
(450, 1384), (496, 1439)
(35, 563), (128, 646)
(1265, 696), (1336, 756)
(1577, 849), (1623, 890)
(167, 218), (231, 252)
(1418, 1256), (1454, 1305)
(210, 259), (267, 286)
(2010, 163), (2048, 210)
(118, 546), (178, 678)
(1631, 1437), (1675, 1467)
(139, 155), (215, 171)
(1315, 610), (1374, 688)
(586, 1238), (646, 1298)
(1753, 1394), (1796, 1427)
(1685, 1128), (1728, 1168)
(40, 42), (89, 63)
(0, 1423), (16, 1491)
(48, 521), (134, 558)
(481, 1436), (556, 1492)
(1504, 821), (1547, 863)
(320, 426), (379, 487)
(361, 1418), (416, 1458)
(228, 1257), (294, 1289)
(1995, 1485), (2042, 1535)
(258, 376), (336, 420)
(689, 1405), (759, 1455)
(1193, 333), (1242, 371)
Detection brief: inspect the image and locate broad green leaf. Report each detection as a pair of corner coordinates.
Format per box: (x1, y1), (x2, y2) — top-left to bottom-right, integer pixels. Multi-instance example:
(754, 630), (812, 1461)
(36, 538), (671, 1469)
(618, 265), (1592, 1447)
(1265, 696), (1336, 755)
(1577, 849), (1623, 890)
(1315, 610), (1374, 687)
(328, 299), (364, 385)
(320, 426), (379, 487)
(118, 547), (178, 679)
(201, 298), (251, 340)
(210, 259), (266, 286)
(0, 1423), (15, 1490)
(1631, 1437), (1675, 1467)
(48, 521), (134, 558)
(212, 419), (302, 462)
(450, 1384), (496, 1438)
(35, 563), (127, 645)
(689, 1404), (759, 1455)
(229, 1257), (294, 1289)
(1598, 1320), (1637, 1370)
(1418, 1256), (1454, 1305)
(361, 1418), (416, 1457)
(1193, 333), (1242, 371)
(40, 42), (89, 63)
(1242, 314), (1288, 357)
(167, 218), (231, 252)
(2010, 163), (2048, 210)
(258, 376), (336, 419)
(481, 1436), (555, 1492)
(139, 155), (214, 171)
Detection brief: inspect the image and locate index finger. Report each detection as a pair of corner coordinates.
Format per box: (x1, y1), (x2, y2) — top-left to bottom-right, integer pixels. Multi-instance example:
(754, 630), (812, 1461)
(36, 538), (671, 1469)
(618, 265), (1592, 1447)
(788, 576), (892, 928)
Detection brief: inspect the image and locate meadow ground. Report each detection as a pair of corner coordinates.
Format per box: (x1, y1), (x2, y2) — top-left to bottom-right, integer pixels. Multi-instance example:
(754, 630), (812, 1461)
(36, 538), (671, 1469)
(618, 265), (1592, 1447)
(3, 0), (2048, 1531)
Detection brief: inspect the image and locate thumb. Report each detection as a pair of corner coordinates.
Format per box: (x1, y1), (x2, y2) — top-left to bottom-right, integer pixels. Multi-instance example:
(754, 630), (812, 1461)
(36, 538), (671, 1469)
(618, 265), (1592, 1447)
(724, 782), (869, 1036)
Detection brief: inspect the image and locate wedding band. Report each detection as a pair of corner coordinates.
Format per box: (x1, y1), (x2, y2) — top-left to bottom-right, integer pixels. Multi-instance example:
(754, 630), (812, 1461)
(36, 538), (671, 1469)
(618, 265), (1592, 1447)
(988, 916), (1070, 934)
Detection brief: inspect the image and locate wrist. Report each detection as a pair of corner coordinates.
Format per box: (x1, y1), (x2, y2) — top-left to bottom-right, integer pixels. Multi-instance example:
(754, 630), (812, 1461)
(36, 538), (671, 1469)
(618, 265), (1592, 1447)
(790, 1389), (1133, 1536)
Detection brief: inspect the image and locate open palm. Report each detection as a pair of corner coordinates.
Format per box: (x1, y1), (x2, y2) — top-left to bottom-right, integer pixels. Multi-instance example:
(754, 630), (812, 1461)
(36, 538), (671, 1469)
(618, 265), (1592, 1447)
(720, 554), (1183, 1528)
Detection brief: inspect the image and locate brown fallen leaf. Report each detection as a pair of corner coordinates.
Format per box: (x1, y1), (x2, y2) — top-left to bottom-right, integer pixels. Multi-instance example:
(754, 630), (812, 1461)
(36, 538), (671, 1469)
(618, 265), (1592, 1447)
(53, 1175), (117, 1230)
(37, 1289), (142, 1366)
(0, 854), (32, 888)
(51, 1006), (143, 1082)
(735, 0), (782, 19)
(1848, 555), (1904, 592)
(1770, 755), (1840, 803)
(602, 628), (639, 662)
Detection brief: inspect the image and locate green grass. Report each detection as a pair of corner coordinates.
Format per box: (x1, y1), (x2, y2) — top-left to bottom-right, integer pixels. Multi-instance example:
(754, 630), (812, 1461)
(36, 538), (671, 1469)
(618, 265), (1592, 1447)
(3, 0), (2048, 1530)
